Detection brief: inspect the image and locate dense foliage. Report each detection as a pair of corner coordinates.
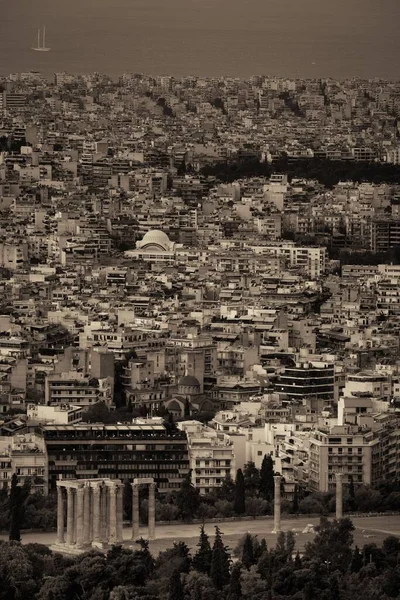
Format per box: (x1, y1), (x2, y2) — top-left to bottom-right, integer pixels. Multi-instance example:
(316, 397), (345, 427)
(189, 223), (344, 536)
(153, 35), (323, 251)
(133, 465), (400, 524)
(0, 480), (57, 534)
(0, 519), (399, 599)
(201, 156), (400, 189)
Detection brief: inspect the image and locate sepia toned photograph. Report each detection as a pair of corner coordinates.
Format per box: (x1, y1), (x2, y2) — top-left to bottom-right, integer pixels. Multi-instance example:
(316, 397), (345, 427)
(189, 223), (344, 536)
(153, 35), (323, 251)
(0, 1), (399, 599)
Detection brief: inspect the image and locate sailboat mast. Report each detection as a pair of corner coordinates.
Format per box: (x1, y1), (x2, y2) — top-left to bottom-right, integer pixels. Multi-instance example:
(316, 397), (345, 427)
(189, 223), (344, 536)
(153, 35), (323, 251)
(37, 28), (40, 49)
(43, 25), (46, 49)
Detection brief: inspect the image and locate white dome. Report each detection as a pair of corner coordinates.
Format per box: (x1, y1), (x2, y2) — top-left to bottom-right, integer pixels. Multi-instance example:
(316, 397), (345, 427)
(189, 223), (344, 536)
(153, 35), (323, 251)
(141, 230), (171, 247)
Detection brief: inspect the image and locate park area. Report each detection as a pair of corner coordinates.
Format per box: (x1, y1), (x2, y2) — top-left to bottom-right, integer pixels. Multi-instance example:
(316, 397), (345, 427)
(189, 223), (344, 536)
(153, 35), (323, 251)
(2, 514), (399, 555)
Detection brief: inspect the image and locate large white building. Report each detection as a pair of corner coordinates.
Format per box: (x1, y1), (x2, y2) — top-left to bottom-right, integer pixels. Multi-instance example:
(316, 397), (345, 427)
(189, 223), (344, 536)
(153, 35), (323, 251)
(178, 420), (235, 495)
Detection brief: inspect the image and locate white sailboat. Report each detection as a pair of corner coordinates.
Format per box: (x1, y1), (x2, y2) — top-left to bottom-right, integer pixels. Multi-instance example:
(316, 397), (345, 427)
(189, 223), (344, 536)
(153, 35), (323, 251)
(32, 26), (51, 52)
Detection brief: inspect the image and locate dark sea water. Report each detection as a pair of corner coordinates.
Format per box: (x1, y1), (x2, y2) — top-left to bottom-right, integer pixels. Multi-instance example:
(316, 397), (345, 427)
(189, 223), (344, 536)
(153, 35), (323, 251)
(0, 0), (399, 80)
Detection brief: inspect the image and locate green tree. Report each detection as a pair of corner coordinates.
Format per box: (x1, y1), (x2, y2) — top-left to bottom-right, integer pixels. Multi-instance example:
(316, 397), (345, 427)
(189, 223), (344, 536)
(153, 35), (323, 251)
(292, 485), (299, 513)
(350, 545), (363, 573)
(259, 455), (274, 501)
(304, 517), (354, 573)
(210, 526), (231, 590)
(176, 471), (200, 522)
(168, 569), (184, 600)
(218, 473), (236, 502)
(348, 476), (355, 510)
(9, 474), (24, 542)
(192, 525), (212, 575)
(228, 563), (242, 600)
(243, 462), (260, 495)
(184, 399), (191, 417)
(234, 469), (246, 515)
(241, 533), (255, 570)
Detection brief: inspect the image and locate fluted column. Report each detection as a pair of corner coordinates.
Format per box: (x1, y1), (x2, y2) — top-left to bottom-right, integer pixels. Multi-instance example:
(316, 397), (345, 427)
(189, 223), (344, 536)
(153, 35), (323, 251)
(273, 475), (281, 534)
(132, 484), (140, 541)
(108, 485), (118, 544)
(92, 485), (101, 544)
(83, 485), (91, 546)
(116, 485), (124, 543)
(66, 487), (75, 545)
(335, 472), (343, 520)
(75, 485), (85, 548)
(148, 482), (156, 541)
(101, 485), (109, 543)
(56, 485), (65, 544)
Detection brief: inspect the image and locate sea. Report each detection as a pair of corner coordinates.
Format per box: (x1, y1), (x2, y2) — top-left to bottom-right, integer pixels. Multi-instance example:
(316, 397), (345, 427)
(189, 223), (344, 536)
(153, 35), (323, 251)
(0, 0), (399, 80)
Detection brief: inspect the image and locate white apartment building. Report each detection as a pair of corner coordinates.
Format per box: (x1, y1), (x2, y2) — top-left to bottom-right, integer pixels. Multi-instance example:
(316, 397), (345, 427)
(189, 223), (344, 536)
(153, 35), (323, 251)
(247, 242), (326, 278)
(27, 403), (84, 424)
(178, 420), (235, 495)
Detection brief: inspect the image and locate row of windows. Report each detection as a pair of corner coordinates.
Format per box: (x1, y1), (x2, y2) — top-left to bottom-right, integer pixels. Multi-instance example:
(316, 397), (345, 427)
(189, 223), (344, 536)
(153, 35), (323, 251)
(328, 446), (364, 453)
(195, 459), (231, 467)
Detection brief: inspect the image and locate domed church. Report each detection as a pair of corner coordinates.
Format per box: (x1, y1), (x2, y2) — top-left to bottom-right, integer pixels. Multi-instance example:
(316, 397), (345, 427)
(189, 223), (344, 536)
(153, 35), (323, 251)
(124, 229), (177, 262)
(136, 229), (175, 252)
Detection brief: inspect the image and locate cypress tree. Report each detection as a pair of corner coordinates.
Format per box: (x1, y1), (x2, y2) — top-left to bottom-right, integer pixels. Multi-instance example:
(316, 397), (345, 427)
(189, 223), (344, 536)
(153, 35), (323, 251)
(350, 545), (363, 573)
(218, 473), (236, 502)
(168, 570), (184, 600)
(210, 526), (231, 590)
(184, 398), (191, 417)
(9, 473), (22, 542)
(192, 525), (212, 575)
(228, 563), (242, 600)
(242, 533), (255, 569)
(259, 454), (274, 500)
(176, 470), (200, 521)
(234, 469), (245, 515)
(349, 475), (355, 510)
(292, 484), (299, 513)
(243, 461), (260, 495)
(294, 551), (302, 568)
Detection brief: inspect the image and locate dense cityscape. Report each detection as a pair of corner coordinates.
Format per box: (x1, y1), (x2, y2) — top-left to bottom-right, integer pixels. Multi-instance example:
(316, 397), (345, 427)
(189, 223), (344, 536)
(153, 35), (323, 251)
(1, 69), (400, 599)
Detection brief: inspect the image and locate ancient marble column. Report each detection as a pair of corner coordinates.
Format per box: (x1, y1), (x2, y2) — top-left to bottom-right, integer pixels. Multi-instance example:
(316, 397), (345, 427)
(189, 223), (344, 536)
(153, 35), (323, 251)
(273, 475), (282, 533)
(132, 484), (140, 541)
(75, 486), (85, 548)
(148, 482), (156, 540)
(56, 485), (65, 544)
(108, 485), (118, 544)
(92, 485), (101, 545)
(83, 485), (91, 546)
(116, 484), (124, 543)
(66, 487), (75, 545)
(335, 472), (343, 520)
(101, 485), (109, 543)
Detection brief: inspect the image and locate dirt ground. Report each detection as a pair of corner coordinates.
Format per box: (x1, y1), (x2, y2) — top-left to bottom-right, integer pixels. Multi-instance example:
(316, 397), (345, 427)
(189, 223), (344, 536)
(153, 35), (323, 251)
(1, 514), (399, 556)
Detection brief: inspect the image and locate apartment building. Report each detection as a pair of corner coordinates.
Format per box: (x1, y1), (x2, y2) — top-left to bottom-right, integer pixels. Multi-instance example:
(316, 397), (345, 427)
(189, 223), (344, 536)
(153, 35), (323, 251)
(45, 371), (113, 408)
(371, 218), (400, 252)
(308, 425), (375, 492)
(178, 420), (235, 495)
(42, 422), (190, 493)
(276, 360), (335, 401)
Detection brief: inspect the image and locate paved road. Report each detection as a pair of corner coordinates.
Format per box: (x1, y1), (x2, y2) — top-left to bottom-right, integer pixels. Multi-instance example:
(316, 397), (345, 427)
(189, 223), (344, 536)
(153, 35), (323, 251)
(1, 515), (399, 552)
